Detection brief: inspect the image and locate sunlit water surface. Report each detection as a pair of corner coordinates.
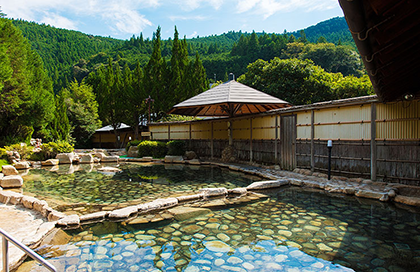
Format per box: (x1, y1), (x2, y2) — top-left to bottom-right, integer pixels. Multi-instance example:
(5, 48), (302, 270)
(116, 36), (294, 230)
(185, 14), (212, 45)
(31, 187), (420, 272)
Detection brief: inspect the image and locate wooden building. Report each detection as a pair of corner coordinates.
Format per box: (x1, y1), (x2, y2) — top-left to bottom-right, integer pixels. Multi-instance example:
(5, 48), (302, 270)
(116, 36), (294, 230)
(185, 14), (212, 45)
(149, 95), (420, 185)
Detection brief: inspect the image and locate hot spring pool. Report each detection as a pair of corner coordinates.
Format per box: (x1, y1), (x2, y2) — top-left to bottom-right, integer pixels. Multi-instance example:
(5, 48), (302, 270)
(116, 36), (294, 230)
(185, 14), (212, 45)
(28, 186), (420, 272)
(21, 163), (261, 214)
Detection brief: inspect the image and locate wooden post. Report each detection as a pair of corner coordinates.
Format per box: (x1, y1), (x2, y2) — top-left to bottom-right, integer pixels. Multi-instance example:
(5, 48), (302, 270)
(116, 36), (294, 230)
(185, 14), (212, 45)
(228, 120), (233, 146)
(371, 103), (377, 181)
(211, 122), (214, 158)
(168, 125), (171, 141)
(250, 118), (253, 162)
(275, 116), (278, 163)
(189, 123), (192, 149)
(311, 109), (315, 172)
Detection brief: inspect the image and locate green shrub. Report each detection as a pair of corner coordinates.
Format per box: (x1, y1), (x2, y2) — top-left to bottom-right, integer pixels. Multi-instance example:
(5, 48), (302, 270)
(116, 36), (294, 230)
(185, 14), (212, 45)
(0, 159), (9, 171)
(31, 140), (74, 160)
(126, 140), (142, 152)
(0, 148), (6, 159)
(4, 143), (34, 160)
(167, 140), (186, 156)
(138, 141), (167, 158)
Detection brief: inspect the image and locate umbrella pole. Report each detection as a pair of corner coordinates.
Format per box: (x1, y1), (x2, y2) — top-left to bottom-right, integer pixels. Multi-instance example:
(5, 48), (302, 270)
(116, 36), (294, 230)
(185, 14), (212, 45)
(228, 120), (233, 146)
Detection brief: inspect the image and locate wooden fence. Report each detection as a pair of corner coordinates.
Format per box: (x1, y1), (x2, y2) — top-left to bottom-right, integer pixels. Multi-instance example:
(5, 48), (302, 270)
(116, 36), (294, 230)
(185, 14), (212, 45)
(149, 96), (420, 185)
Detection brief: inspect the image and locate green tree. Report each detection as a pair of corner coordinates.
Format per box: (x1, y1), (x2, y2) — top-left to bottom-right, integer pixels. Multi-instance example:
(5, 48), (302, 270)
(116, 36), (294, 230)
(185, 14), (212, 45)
(238, 58), (335, 105)
(61, 80), (101, 147)
(144, 26), (168, 120)
(0, 18), (55, 145)
(128, 61), (147, 139)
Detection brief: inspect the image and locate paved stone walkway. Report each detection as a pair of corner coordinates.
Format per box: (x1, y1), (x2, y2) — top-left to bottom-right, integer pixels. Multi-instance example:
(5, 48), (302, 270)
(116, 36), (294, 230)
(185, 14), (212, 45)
(0, 204), (55, 271)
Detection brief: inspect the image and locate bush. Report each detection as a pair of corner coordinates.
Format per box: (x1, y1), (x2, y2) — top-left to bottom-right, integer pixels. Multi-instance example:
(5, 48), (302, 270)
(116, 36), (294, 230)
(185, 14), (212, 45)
(167, 140), (186, 156)
(126, 140), (142, 152)
(30, 140), (74, 160)
(4, 143), (34, 160)
(0, 159), (9, 171)
(138, 141), (167, 158)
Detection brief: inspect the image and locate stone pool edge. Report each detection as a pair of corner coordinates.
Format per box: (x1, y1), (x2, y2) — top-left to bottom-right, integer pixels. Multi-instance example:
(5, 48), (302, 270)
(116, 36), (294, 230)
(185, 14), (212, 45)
(1, 158), (419, 231)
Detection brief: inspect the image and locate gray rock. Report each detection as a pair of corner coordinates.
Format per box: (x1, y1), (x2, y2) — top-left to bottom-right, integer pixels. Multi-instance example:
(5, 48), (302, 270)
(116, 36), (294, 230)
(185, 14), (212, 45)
(199, 187), (228, 197)
(188, 159), (201, 165)
(247, 179), (289, 190)
(2, 165), (19, 176)
(56, 153), (75, 164)
(57, 214), (80, 226)
(101, 155), (119, 162)
(185, 151), (197, 160)
(140, 157), (153, 162)
(41, 159), (59, 166)
(108, 206), (138, 219)
(93, 152), (107, 159)
(176, 194), (204, 202)
(48, 210), (66, 221)
(138, 198), (179, 212)
(164, 155), (184, 163)
(14, 161), (30, 170)
(0, 175), (23, 188)
(79, 154), (94, 164)
(355, 189), (386, 200)
(80, 211), (108, 222)
(127, 146), (139, 157)
(228, 188), (247, 195)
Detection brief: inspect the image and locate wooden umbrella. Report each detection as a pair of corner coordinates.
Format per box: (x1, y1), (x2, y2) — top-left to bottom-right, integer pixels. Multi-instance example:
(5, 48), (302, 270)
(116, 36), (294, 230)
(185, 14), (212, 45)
(168, 78), (291, 145)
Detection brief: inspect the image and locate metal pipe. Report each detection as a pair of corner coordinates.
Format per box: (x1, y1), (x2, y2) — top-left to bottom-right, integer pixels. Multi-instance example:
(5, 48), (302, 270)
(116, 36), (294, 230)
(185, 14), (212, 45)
(0, 228), (56, 272)
(2, 237), (8, 272)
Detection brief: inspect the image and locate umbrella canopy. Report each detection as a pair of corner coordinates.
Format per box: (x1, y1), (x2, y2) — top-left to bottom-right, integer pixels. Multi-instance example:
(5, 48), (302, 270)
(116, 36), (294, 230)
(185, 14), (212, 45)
(168, 79), (291, 117)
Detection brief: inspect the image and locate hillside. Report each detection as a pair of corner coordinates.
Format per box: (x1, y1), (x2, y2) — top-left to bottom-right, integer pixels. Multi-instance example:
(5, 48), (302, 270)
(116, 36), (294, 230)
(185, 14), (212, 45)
(13, 17), (356, 90)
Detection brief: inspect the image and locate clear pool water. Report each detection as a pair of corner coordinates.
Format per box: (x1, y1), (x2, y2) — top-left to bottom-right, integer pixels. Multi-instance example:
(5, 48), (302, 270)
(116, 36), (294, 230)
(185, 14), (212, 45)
(32, 187), (420, 272)
(21, 163), (261, 214)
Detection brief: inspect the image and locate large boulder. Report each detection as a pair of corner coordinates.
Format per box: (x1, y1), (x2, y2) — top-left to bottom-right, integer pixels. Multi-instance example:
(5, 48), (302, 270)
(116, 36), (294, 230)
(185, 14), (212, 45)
(41, 159), (59, 166)
(79, 154), (94, 164)
(164, 156), (184, 163)
(101, 155), (119, 162)
(185, 151), (197, 160)
(247, 180), (289, 190)
(2, 165), (19, 176)
(56, 153), (75, 164)
(14, 161), (30, 170)
(0, 175), (23, 188)
(127, 146), (139, 157)
(199, 187), (228, 197)
(93, 152), (107, 159)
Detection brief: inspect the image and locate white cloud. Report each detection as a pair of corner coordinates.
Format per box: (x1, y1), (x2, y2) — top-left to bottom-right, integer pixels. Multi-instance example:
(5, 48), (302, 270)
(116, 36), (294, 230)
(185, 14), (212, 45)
(1, 0), (157, 35)
(176, 0), (224, 11)
(169, 15), (207, 21)
(236, 0), (338, 19)
(40, 12), (78, 30)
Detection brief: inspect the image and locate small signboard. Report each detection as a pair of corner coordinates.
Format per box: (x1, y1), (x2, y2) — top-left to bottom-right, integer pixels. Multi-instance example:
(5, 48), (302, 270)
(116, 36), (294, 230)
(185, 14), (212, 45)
(141, 131), (151, 137)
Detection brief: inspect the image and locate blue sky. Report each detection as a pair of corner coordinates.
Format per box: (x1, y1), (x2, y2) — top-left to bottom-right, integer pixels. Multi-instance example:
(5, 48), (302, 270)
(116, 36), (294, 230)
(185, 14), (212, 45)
(1, 0), (345, 40)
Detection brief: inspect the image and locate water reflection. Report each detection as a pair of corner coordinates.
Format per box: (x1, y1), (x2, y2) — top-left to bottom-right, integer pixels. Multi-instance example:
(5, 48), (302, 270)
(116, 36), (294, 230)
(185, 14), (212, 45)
(30, 187), (420, 271)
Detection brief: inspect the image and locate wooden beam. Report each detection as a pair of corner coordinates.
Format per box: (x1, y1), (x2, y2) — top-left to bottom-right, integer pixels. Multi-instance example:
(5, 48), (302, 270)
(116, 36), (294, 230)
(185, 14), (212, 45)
(371, 103), (377, 181)
(311, 109), (315, 172)
(250, 118), (253, 163)
(275, 115), (278, 163)
(211, 122), (214, 158)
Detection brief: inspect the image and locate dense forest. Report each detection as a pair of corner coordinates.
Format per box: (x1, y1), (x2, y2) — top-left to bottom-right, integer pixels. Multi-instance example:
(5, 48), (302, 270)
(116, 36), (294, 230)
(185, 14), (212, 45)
(1, 13), (373, 148)
(12, 17), (357, 91)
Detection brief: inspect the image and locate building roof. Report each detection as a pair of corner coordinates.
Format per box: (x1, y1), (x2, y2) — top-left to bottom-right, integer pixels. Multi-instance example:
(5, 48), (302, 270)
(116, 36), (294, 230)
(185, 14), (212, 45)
(95, 123), (130, 132)
(169, 80), (291, 117)
(339, 0), (420, 102)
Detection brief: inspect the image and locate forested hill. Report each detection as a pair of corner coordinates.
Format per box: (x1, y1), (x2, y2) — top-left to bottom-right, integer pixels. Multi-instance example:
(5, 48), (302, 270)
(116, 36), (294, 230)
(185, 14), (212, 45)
(12, 20), (123, 88)
(13, 16), (355, 91)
